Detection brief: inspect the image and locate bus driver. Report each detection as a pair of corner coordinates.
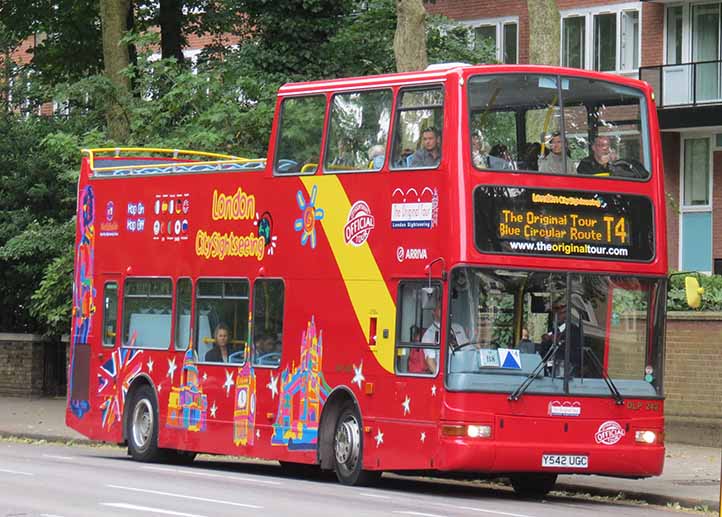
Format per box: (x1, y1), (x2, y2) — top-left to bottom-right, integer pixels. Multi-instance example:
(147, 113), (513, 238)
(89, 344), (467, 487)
(422, 303), (469, 372)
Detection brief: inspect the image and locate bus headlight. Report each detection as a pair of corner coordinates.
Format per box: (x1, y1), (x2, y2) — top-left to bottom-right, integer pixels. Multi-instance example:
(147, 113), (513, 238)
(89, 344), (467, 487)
(635, 430), (657, 444)
(466, 425), (492, 438)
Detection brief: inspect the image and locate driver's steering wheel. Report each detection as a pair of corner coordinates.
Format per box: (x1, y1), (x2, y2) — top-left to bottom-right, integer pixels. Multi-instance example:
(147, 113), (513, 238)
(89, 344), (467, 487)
(255, 352), (281, 366)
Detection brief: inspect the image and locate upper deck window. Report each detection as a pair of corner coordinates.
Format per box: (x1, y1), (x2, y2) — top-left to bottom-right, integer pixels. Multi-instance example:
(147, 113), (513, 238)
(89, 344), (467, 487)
(468, 74), (650, 180)
(324, 89), (393, 173)
(274, 95), (326, 175)
(391, 87), (444, 170)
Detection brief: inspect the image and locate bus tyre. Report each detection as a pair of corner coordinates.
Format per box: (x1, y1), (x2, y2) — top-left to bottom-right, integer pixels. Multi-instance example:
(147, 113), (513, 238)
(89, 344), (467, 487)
(333, 403), (381, 486)
(510, 473), (557, 498)
(127, 384), (163, 462)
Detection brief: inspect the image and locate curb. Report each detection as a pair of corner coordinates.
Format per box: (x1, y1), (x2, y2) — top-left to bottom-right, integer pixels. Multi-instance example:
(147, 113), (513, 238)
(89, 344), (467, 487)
(0, 431), (97, 446)
(556, 481), (719, 511)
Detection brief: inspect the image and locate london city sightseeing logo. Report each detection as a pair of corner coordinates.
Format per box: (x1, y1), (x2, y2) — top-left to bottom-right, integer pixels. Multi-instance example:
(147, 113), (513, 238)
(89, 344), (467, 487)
(344, 201), (375, 247)
(594, 420), (625, 445)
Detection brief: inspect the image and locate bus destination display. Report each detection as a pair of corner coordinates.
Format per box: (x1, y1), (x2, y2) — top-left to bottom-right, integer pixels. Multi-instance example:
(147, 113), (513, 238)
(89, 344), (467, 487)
(474, 187), (654, 261)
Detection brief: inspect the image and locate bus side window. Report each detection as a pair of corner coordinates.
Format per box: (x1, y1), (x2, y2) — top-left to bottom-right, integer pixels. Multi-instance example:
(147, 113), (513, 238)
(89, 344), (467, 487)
(122, 278), (173, 349)
(196, 279), (249, 364)
(175, 278), (192, 351)
(395, 281), (441, 376)
(251, 279), (285, 368)
(391, 87), (444, 170)
(102, 281), (118, 347)
(274, 95), (326, 175)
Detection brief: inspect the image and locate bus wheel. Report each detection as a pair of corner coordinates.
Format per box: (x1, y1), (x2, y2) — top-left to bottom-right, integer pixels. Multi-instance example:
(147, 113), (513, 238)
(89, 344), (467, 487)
(333, 403), (381, 486)
(127, 384), (162, 462)
(510, 473), (557, 498)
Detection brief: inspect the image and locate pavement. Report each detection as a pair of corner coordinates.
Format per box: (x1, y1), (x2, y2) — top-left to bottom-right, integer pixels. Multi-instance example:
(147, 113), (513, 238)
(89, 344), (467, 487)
(0, 396), (719, 511)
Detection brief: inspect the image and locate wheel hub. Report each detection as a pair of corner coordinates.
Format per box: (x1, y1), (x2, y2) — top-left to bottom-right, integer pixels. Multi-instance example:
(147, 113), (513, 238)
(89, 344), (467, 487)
(132, 398), (153, 449)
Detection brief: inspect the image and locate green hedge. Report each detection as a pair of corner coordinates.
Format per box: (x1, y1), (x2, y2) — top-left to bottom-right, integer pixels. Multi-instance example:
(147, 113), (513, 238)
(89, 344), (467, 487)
(668, 273), (722, 312)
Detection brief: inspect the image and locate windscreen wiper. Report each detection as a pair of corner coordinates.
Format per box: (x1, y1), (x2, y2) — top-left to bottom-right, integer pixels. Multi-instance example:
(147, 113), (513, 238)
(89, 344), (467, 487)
(508, 342), (560, 401)
(582, 346), (624, 405)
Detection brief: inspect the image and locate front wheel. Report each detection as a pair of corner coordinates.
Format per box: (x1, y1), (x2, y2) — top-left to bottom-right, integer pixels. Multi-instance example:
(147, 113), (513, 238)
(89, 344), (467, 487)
(333, 403), (381, 486)
(127, 384), (163, 462)
(510, 473), (557, 498)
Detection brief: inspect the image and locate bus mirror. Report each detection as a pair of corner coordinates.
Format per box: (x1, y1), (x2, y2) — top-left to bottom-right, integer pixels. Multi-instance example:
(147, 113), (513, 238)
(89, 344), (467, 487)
(685, 276), (704, 309)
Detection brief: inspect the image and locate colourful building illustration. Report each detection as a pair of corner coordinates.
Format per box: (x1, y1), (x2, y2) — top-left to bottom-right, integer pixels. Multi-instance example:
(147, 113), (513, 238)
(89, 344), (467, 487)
(167, 349), (208, 432)
(234, 359), (256, 446)
(272, 316), (331, 450)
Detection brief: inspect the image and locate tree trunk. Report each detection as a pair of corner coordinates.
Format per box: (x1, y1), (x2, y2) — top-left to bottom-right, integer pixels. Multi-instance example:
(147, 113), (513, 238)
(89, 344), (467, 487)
(393, 0), (427, 73)
(527, 0), (560, 66)
(160, 0), (185, 63)
(99, 0), (131, 142)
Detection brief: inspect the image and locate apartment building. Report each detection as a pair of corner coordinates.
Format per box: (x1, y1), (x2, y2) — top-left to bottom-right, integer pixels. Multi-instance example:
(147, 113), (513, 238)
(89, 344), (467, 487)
(430, 0), (722, 274)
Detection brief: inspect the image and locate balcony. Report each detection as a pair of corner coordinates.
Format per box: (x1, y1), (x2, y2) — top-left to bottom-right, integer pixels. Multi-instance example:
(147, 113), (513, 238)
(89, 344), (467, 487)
(639, 60), (722, 129)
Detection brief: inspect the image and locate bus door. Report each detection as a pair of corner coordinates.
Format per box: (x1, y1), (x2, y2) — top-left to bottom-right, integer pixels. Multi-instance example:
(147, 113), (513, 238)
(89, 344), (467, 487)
(381, 281), (442, 469)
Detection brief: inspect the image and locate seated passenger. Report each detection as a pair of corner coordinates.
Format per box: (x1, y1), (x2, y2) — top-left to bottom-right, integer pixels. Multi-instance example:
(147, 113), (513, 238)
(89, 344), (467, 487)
(367, 144), (386, 169)
(409, 127), (441, 168)
(538, 132), (576, 174)
(577, 135), (614, 175)
(254, 334), (280, 366)
(517, 327), (535, 354)
(205, 323), (240, 363)
(331, 139), (354, 167)
(471, 132), (489, 168)
(487, 144), (516, 170)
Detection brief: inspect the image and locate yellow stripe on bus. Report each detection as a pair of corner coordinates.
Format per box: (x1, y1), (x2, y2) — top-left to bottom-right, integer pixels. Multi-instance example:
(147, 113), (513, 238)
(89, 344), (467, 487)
(301, 176), (396, 373)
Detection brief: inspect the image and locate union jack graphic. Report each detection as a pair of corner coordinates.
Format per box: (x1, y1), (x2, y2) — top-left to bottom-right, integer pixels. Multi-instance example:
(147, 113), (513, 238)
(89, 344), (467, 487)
(98, 345), (144, 430)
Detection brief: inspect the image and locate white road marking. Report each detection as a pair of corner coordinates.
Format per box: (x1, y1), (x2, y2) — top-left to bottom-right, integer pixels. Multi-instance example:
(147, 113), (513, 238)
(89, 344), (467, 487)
(393, 512), (447, 517)
(101, 502), (207, 516)
(40, 514), (66, 517)
(141, 465), (282, 485)
(452, 506), (537, 517)
(42, 454), (74, 460)
(106, 484), (262, 509)
(359, 492), (392, 499)
(0, 468), (33, 476)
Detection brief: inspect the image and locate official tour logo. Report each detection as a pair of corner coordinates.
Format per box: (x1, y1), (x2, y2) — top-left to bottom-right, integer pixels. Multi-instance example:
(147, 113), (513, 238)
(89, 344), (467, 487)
(344, 201), (375, 247)
(594, 420), (625, 445)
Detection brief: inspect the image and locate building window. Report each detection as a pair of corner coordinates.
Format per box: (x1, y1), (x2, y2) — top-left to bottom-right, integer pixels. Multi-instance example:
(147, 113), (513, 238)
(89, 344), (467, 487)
(666, 6), (683, 65)
(561, 5), (641, 73)
(470, 18), (519, 64)
(683, 138), (710, 206)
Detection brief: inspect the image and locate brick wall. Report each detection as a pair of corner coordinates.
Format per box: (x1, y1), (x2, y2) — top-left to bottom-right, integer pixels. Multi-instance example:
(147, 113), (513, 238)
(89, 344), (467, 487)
(426, 0), (529, 64)
(642, 3), (664, 67)
(0, 334), (46, 397)
(664, 312), (722, 445)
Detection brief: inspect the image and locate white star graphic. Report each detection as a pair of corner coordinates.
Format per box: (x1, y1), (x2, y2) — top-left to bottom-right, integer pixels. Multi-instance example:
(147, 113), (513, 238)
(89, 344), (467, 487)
(157, 384), (162, 393)
(374, 428), (384, 447)
(203, 372), (207, 382)
(352, 362), (365, 389)
(223, 369), (234, 396)
(267, 374), (279, 399)
(402, 395), (411, 415)
(431, 385), (437, 396)
(420, 432), (426, 443)
(210, 401), (217, 418)
(167, 358), (177, 382)
(147, 358), (154, 373)
(256, 429), (260, 439)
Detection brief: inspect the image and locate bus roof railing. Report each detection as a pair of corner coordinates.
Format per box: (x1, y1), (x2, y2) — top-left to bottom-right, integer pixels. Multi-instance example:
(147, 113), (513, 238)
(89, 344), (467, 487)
(82, 147), (266, 177)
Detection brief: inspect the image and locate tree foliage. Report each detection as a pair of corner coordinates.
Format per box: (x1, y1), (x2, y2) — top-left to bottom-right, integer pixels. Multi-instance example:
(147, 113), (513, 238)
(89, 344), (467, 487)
(0, 1), (494, 335)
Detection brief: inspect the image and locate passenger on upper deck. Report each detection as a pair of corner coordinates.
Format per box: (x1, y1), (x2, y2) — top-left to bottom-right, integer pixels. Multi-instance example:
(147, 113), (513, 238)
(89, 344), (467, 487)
(488, 143), (516, 170)
(368, 144), (386, 169)
(577, 135), (614, 175)
(471, 132), (489, 168)
(538, 132), (575, 175)
(409, 127), (441, 167)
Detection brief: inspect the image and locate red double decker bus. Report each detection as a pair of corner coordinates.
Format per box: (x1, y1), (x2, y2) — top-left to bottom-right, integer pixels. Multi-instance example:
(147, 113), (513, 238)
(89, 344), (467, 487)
(68, 64), (668, 496)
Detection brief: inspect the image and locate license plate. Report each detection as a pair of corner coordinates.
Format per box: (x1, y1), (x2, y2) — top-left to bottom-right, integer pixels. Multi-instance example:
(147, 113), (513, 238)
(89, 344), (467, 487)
(541, 454), (588, 468)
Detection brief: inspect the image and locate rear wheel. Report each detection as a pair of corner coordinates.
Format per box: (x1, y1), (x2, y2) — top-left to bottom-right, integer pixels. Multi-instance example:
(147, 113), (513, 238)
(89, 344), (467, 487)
(510, 473), (557, 498)
(127, 384), (164, 462)
(333, 402), (381, 486)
